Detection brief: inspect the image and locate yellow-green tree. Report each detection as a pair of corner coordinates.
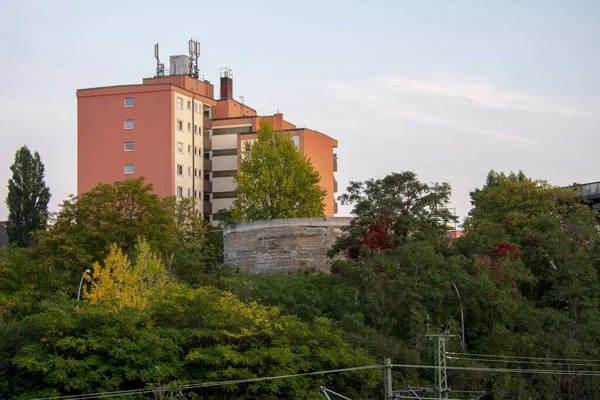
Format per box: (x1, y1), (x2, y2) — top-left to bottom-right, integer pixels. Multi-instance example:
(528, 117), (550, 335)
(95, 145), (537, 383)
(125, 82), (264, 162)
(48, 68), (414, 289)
(231, 119), (326, 222)
(84, 238), (171, 310)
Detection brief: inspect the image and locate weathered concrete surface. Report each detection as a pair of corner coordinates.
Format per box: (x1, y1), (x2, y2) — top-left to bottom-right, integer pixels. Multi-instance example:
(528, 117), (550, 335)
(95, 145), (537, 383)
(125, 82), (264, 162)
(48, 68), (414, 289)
(223, 217), (352, 273)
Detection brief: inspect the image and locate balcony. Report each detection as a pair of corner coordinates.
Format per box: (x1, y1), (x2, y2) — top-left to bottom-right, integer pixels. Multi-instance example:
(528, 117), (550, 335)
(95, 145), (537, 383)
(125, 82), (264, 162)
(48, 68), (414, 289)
(333, 154), (338, 172)
(203, 115), (211, 130)
(203, 136), (212, 150)
(203, 201), (212, 215)
(203, 158), (212, 171)
(203, 179), (212, 193)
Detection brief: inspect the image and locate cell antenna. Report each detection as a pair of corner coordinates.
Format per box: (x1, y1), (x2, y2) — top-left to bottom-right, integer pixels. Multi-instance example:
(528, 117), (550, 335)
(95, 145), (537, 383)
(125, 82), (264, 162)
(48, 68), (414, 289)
(188, 38), (201, 78)
(154, 42), (164, 77)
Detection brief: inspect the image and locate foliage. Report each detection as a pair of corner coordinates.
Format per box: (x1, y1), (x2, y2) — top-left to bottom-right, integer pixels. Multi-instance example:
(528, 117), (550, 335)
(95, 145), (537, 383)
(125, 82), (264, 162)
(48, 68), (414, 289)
(167, 197), (223, 286)
(84, 238), (172, 311)
(5, 145), (51, 247)
(0, 287), (379, 399)
(231, 119), (326, 222)
(2, 168), (600, 399)
(3, 178), (222, 296)
(330, 171), (456, 258)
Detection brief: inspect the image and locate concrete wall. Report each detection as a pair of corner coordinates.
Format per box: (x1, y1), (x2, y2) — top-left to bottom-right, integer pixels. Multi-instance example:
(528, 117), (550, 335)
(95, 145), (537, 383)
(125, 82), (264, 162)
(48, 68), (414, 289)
(223, 217), (352, 273)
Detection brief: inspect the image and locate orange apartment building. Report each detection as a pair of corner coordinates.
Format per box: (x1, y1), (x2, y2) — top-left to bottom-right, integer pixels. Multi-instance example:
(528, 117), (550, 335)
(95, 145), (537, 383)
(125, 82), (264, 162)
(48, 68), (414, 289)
(77, 45), (338, 222)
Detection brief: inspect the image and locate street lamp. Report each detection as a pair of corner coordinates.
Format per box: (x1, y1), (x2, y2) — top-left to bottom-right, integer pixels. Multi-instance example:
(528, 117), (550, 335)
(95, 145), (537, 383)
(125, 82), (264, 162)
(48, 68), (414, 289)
(77, 269), (91, 301)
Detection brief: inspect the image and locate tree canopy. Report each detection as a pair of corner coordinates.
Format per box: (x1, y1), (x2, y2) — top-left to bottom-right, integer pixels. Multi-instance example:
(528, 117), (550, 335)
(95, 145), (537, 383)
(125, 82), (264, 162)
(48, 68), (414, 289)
(230, 119), (326, 222)
(5, 146), (51, 247)
(330, 171), (456, 258)
(1, 168), (600, 399)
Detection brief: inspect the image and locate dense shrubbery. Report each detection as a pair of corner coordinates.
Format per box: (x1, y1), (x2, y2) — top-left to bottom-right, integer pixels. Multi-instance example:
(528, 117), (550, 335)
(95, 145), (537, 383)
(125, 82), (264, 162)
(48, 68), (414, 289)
(1, 171), (599, 399)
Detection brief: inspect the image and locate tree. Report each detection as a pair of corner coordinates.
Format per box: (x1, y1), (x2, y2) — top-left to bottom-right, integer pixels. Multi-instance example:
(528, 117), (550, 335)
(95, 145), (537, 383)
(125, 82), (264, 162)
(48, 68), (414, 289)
(330, 171), (456, 258)
(5, 146), (51, 247)
(84, 238), (172, 311)
(25, 177), (178, 295)
(231, 119), (326, 222)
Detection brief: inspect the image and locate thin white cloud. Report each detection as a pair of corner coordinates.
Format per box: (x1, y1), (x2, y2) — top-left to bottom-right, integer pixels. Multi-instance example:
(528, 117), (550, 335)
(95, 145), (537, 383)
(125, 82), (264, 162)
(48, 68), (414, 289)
(468, 128), (534, 144)
(386, 74), (598, 119)
(328, 81), (535, 144)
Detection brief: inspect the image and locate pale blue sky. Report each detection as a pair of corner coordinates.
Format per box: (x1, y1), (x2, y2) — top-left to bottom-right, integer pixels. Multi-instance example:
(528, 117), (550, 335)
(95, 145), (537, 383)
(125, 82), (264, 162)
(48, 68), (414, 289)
(1, 0), (598, 221)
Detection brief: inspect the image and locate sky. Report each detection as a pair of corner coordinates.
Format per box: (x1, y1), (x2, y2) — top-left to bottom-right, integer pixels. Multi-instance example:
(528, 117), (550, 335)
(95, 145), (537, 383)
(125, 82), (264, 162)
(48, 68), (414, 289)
(0, 0), (598, 223)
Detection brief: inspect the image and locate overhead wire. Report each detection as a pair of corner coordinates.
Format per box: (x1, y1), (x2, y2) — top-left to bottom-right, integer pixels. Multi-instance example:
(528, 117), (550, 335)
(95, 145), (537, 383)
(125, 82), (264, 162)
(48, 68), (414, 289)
(447, 356), (600, 368)
(446, 352), (600, 364)
(37, 356), (600, 400)
(37, 364), (385, 400)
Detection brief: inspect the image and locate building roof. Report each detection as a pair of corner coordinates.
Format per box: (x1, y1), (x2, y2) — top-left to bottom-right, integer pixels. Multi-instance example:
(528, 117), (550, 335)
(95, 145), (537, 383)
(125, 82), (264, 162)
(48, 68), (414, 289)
(0, 222), (8, 248)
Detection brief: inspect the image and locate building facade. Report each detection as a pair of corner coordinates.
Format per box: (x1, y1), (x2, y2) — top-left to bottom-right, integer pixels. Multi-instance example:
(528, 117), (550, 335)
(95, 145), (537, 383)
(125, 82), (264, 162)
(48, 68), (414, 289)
(77, 48), (338, 222)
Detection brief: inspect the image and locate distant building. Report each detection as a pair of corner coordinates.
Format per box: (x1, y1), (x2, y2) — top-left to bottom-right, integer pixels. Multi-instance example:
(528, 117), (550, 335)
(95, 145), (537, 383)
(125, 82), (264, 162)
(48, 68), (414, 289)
(575, 181), (600, 211)
(76, 42), (338, 223)
(446, 230), (465, 240)
(0, 221), (8, 248)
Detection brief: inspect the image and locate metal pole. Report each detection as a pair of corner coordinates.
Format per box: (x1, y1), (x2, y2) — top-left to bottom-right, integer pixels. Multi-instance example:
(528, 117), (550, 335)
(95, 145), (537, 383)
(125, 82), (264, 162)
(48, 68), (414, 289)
(452, 283), (466, 347)
(384, 358), (393, 399)
(77, 269), (91, 301)
(433, 337), (448, 399)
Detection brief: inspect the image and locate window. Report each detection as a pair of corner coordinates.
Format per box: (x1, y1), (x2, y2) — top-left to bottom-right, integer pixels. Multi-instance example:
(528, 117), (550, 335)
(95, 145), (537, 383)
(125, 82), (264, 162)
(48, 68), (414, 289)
(194, 146), (198, 155)
(177, 97), (183, 109)
(124, 142), (134, 151)
(187, 101), (191, 110)
(177, 186), (183, 197)
(188, 166), (192, 176)
(177, 142), (183, 153)
(194, 125), (198, 134)
(177, 164), (183, 176)
(124, 164), (134, 174)
(177, 120), (183, 131)
(188, 122), (191, 132)
(188, 188), (191, 197)
(188, 145), (191, 154)
(124, 97), (134, 107)
(204, 194), (210, 202)
(204, 173), (210, 181)
(194, 168), (198, 177)
(124, 119), (134, 129)
(194, 103), (197, 113)
(194, 190), (197, 198)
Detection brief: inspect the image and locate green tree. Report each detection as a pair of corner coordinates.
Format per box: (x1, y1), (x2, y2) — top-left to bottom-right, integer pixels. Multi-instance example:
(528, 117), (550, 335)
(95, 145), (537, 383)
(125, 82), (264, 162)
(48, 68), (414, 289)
(330, 171), (456, 258)
(167, 196), (223, 286)
(26, 177), (178, 296)
(5, 146), (51, 247)
(231, 119), (326, 222)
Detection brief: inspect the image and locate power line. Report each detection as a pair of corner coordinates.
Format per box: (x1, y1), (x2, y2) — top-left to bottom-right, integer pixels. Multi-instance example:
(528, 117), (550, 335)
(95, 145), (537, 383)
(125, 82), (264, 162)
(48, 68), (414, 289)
(446, 352), (600, 364)
(37, 360), (600, 400)
(37, 364), (385, 400)
(448, 356), (600, 368)
(391, 363), (600, 377)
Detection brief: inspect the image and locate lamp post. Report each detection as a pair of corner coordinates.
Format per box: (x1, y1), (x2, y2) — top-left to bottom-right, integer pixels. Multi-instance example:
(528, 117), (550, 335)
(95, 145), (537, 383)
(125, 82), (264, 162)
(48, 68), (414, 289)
(452, 283), (465, 347)
(77, 269), (91, 301)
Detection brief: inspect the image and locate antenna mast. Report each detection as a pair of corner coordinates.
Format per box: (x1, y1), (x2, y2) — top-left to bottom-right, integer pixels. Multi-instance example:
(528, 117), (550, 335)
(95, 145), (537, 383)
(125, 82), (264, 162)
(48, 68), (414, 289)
(188, 38), (200, 78)
(154, 43), (165, 77)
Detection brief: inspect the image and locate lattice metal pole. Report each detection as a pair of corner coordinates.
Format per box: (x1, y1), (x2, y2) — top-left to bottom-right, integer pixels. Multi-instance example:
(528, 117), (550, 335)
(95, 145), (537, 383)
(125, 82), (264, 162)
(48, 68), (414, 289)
(433, 336), (448, 399)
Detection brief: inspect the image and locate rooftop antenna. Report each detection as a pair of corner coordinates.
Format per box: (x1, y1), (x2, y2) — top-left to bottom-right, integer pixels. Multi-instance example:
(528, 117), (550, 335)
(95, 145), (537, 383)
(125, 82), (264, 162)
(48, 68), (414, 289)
(154, 42), (165, 77)
(188, 38), (200, 78)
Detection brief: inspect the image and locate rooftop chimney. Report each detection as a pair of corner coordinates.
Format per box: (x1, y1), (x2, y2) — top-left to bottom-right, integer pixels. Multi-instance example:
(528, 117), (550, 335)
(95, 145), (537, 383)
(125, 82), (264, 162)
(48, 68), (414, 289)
(220, 68), (233, 99)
